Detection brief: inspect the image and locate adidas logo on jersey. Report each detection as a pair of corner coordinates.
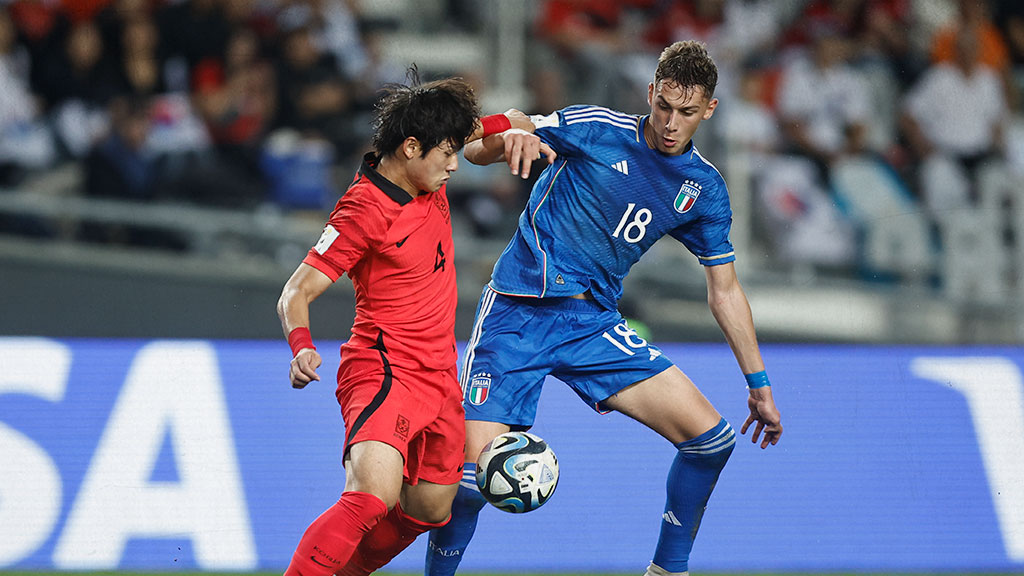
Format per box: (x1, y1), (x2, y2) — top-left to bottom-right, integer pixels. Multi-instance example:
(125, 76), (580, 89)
(662, 510), (682, 526)
(611, 160), (629, 175)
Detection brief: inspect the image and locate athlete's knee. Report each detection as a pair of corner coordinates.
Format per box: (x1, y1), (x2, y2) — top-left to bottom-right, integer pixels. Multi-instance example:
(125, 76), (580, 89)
(403, 498), (454, 525)
(403, 500), (453, 527)
(464, 420), (511, 462)
(400, 482), (460, 524)
(677, 418), (735, 468)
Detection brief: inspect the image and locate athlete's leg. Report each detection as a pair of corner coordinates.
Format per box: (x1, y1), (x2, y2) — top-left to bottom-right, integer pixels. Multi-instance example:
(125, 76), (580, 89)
(284, 440), (404, 576)
(602, 366), (736, 576)
(339, 479), (459, 576)
(423, 288), (553, 575)
(425, 419), (511, 576)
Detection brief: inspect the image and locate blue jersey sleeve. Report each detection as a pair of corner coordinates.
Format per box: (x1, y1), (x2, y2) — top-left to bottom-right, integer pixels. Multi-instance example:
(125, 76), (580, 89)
(670, 176), (736, 266)
(531, 108), (584, 157)
(532, 105), (640, 159)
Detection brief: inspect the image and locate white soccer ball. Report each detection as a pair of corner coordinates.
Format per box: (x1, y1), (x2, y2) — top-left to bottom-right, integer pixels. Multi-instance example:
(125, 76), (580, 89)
(475, 431), (559, 513)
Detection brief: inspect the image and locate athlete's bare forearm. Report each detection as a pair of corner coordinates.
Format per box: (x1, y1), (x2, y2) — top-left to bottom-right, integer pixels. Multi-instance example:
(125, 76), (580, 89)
(705, 263), (764, 374)
(277, 263), (332, 336)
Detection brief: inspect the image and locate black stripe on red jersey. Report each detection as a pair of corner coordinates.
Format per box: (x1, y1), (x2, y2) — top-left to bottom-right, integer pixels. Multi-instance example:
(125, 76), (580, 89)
(345, 330), (393, 447)
(358, 153), (412, 206)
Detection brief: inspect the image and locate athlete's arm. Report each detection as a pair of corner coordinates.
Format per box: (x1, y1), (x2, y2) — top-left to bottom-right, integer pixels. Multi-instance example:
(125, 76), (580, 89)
(466, 108), (535, 143)
(704, 262), (782, 448)
(277, 263), (334, 389)
(464, 109), (556, 179)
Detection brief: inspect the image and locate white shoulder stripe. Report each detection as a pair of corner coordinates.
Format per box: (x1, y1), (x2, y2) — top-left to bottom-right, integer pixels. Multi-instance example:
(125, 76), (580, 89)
(564, 112), (638, 134)
(564, 108), (637, 124)
(565, 114), (636, 129)
(692, 147), (723, 178)
(563, 106), (635, 122)
(565, 117), (638, 132)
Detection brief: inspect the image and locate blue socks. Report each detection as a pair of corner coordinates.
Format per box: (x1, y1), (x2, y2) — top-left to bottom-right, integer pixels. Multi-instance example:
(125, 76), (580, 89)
(425, 463), (487, 576)
(425, 422), (733, 576)
(652, 418), (735, 573)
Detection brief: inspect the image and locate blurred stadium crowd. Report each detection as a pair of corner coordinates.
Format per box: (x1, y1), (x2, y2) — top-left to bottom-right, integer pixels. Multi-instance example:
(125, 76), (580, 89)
(2, 0), (1024, 309)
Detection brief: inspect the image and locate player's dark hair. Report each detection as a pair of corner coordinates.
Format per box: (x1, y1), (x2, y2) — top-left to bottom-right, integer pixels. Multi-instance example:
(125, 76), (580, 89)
(655, 40), (718, 100)
(372, 66), (481, 157)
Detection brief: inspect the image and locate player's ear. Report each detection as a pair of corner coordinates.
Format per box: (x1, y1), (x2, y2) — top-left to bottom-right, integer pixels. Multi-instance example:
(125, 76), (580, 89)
(702, 98), (719, 120)
(647, 82), (655, 107)
(400, 137), (420, 160)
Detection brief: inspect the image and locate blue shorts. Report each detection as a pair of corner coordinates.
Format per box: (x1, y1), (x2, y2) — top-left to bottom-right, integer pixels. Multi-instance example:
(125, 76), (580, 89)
(460, 286), (675, 428)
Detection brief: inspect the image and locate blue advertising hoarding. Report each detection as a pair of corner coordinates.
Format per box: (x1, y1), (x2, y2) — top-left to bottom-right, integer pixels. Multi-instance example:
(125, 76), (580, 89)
(0, 337), (1021, 572)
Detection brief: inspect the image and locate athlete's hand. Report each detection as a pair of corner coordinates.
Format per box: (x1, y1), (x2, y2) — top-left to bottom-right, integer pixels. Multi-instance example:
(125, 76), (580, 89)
(741, 386), (782, 449)
(502, 129), (557, 179)
(504, 108), (535, 133)
(290, 348), (321, 389)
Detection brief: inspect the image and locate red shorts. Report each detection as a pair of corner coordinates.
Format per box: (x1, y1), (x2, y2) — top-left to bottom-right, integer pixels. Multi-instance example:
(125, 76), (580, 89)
(335, 344), (465, 486)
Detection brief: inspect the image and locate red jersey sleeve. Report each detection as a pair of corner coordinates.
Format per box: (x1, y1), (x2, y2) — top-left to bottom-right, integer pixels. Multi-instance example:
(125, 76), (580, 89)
(302, 187), (389, 281)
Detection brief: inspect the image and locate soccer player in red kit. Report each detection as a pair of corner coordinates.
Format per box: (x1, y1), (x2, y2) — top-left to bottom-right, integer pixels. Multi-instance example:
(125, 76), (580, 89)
(276, 72), (553, 576)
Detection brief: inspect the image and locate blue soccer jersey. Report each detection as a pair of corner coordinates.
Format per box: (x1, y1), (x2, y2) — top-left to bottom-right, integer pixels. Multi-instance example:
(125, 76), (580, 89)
(488, 105), (735, 310)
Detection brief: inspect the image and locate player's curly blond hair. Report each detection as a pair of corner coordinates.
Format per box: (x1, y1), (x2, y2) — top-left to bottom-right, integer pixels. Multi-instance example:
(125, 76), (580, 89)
(655, 40), (718, 100)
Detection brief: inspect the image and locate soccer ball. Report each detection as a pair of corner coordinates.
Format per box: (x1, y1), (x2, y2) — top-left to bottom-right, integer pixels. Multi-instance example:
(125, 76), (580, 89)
(475, 431), (559, 513)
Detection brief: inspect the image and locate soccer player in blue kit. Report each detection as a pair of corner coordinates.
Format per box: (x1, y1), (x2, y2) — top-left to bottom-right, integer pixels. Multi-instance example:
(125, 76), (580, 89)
(425, 41), (784, 576)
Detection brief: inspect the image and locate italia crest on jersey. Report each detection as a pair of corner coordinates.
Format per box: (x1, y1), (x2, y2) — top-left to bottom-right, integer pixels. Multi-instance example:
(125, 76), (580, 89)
(467, 373), (492, 405)
(674, 180), (702, 213)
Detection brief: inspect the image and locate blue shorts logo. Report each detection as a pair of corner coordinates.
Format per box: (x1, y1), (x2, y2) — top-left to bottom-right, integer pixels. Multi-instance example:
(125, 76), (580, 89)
(674, 180), (702, 213)
(468, 373), (492, 405)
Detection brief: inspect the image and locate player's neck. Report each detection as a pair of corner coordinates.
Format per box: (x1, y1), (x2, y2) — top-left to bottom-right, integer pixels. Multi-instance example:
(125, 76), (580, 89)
(376, 155), (419, 200)
(643, 121), (655, 149)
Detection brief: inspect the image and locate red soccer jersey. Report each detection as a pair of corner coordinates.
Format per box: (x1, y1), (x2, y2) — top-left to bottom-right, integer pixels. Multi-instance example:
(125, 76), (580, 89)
(303, 154), (457, 371)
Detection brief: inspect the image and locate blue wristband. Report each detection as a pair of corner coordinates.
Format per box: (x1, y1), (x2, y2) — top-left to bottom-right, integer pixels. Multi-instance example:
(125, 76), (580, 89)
(744, 370), (771, 389)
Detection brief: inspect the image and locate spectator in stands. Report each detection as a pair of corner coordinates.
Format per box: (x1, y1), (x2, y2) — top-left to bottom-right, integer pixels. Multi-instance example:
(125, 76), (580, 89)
(191, 26), (275, 202)
(931, 0), (1009, 73)
(723, 59), (857, 268)
(7, 0), (60, 91)
(193, 27), (275, 151)
(304, 0), (370, 80)
(776, 24), (871, 178)
(901, 25), (1008, 214)
(58, 0), (114, 25)
(996, 1), (1024, 103)
(95, 0), (148, 39)
(36, 19), (121, 159)
(285, 0), (382, 120)
(156, 0), (230, 73)
(272, 17), (357, 157)
(81, 94), (190, 250)
(775, 18), (929, 277)
(38, 19), (117, 106)
(116, 14), (165, 98)
(933, 0), (1014, 103)
(221, 0), (278, 33)
(719, 59), (779, 159)
(646, 0), (724, 49)
(717, 0), (783, 62)
(84, 95), (155, 201)
(534, 0), (656, 112)
(860, 0), (922, 89)
(0, 7), (55, 184)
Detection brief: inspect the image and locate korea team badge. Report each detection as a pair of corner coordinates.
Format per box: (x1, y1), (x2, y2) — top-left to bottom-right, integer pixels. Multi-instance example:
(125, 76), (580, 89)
(674, 180), (702, 213)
